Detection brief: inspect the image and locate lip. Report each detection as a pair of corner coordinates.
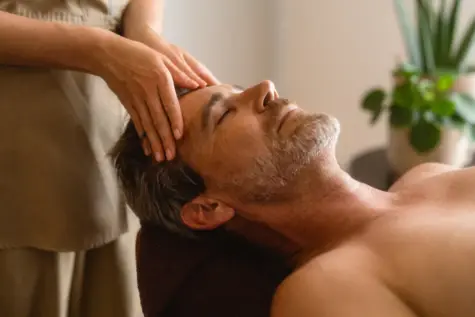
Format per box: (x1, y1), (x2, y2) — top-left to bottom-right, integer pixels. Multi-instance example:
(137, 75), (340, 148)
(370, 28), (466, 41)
(277, 106), (299, 132)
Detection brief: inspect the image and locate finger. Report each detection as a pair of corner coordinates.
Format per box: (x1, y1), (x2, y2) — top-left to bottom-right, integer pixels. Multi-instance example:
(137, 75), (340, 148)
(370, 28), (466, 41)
(142, 137), (152, 157)
(139, 130), (152, 156)
(171, 55), (207, 87)
(163, 58), (199, 89)
(183, 53), (220, 85)
(159, 63), (186, 140)
(145, 85), (177, 161)
(133, 94), (165, 162)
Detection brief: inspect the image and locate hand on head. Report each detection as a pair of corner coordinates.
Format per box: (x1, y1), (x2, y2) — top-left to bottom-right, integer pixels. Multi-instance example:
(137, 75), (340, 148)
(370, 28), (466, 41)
(97, 31), (219, 164)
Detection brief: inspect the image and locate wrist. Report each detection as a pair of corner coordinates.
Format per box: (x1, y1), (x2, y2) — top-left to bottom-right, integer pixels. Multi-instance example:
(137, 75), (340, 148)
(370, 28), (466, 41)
(80, 27), (123, 76)
(47, 24), (118, 75)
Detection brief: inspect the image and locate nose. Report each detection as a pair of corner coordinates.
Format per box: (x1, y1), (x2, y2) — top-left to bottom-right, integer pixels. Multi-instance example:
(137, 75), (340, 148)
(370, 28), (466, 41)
(256, 80), (278, 112)
(239, 80), (278, 113)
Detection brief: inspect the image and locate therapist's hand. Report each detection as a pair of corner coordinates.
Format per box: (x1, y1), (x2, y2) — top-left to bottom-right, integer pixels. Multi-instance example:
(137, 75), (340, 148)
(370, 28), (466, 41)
(97, 34), (200, 162)
(126, 26), (220, 88)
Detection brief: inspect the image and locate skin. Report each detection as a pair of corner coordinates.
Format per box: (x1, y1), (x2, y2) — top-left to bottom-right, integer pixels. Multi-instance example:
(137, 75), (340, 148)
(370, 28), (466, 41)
(175, 80), (475, 317)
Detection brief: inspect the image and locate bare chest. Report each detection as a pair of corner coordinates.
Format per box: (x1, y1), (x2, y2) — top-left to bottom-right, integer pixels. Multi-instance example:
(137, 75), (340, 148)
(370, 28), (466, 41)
(365, 211), (475, 317)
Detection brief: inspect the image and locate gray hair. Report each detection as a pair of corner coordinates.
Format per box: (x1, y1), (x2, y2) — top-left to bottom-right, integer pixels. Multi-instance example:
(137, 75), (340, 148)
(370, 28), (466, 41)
(110, 86), (206, 238)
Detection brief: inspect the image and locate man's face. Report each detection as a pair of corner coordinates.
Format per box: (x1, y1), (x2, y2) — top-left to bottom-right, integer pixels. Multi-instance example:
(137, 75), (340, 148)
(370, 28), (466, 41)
(178, 80), (339, 204)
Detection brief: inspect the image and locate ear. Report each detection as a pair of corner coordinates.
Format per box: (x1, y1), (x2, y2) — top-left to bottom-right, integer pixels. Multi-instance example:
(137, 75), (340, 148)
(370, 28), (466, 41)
(181, 195), (235, 230)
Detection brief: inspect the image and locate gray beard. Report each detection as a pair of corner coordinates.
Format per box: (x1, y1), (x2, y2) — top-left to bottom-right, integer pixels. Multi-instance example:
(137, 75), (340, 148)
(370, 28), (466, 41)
(224, 113), (340, 203)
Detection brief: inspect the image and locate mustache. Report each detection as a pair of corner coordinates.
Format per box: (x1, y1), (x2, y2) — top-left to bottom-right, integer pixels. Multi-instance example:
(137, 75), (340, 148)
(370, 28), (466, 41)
(268, 98), (290, 109)
(264, 98), (293, 131)
(266, 98), (290, 117)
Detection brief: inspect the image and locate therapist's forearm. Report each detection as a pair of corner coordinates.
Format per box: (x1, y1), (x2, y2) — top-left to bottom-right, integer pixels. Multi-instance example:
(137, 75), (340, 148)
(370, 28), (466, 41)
(122, 0), (164, 37)
(0, 12), (112, 74)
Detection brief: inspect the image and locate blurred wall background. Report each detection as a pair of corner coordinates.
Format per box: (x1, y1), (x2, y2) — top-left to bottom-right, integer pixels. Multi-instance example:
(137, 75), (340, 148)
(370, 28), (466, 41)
(163, 0), (475, 168)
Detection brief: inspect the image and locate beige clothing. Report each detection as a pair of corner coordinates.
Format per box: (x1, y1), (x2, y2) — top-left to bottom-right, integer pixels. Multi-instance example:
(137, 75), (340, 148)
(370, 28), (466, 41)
(0, 2), (143, 316)
(0, 0), (123, 28)
(0, 0), (132, 251)
(0, 225), (142, 317)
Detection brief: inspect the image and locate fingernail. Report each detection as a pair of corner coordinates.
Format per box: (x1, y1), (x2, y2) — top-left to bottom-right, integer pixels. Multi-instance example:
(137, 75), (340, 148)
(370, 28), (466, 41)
(143, 145), (150, 156)
(155, 152), (163, 162)
(166, 148), (174, 160)
(174, 129), (182, 140)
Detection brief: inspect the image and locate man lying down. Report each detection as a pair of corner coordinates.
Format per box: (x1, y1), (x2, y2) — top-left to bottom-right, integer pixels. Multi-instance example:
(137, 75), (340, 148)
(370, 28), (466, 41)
(112, 80), (475, 317)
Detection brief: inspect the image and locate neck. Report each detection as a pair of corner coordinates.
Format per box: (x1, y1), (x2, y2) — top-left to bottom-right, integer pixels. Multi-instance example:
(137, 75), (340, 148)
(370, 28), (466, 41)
(235, 156), (396, 267)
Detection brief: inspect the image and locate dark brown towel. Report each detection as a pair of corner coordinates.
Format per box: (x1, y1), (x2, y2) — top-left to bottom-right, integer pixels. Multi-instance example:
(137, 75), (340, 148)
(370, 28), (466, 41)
(136, 224), (291, 317)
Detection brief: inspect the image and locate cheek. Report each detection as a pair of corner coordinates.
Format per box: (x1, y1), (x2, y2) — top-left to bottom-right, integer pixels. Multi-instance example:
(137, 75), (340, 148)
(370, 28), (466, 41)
(222, 118), (263, 149)
(210, 120), (269, 173)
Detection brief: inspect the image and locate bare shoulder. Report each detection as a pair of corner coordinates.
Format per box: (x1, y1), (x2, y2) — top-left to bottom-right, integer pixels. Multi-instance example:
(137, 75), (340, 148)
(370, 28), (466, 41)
(389, 163), (460, 192)
(271, 246), (417, 317)
(390, 164), (475, 204)
(270, 266), (315, 317)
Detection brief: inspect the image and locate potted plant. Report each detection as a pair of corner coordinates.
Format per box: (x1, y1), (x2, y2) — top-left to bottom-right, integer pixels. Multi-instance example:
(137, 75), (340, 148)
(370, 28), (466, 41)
(361, 0), (475, 176)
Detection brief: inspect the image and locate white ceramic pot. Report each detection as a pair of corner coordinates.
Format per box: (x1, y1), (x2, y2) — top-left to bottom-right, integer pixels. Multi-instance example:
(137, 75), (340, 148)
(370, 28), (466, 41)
(387, 126), (472, 176)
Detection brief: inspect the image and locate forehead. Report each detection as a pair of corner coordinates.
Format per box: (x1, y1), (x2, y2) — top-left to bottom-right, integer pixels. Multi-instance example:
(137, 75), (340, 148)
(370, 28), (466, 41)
(179, 84), (238, 129)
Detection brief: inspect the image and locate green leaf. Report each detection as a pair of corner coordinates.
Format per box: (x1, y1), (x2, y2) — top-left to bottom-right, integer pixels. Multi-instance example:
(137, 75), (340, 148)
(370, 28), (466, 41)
(419, 0), (435, 25)
(417, 0), (436, 74)
(362, 89), (386, 111)
(431, 99), (456, 116)
(390, 104), (416, 127)
(447, 0), (461, 65)
(416, 78), (435, 102)
(361, 89), (386, 124)
(452, 17), (475, 68)
(371, 105), (384, 125)
(393, 81), (415, 107)
(452, 93), (475, 124)
(409, 118), (441, 153)
(435, 0), (448, 65)
(436, 74), (455, 91)
(409, 78), (435, 110)
(393, 0), (421, 68)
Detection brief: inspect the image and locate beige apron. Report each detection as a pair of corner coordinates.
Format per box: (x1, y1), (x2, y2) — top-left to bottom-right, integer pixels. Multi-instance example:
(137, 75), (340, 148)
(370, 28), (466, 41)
(0, 0), (135, 251)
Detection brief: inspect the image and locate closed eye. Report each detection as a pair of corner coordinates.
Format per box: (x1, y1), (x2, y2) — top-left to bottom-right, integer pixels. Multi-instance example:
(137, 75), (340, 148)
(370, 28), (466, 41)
(217, 109), (233, 125)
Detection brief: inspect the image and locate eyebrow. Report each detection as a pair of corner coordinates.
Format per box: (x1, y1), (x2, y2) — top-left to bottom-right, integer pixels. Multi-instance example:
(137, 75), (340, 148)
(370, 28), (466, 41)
(201, 93), (224, 130)
(201, 85), (244, 130)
